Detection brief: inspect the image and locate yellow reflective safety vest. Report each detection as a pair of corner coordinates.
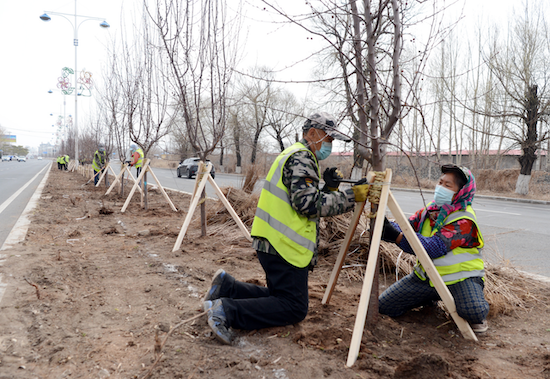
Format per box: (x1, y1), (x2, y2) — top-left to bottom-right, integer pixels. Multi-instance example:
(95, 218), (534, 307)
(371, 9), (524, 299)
(414, 203), (485, 286)
(250, 142), (319, 268)
(92, 150), (106, 172)
(135, 148), (144, 168)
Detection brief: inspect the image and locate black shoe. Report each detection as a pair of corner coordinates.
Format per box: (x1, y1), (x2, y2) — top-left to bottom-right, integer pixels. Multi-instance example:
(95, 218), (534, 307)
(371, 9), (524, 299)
(203, 299), (233, 345)
(203, 269), (227, 302)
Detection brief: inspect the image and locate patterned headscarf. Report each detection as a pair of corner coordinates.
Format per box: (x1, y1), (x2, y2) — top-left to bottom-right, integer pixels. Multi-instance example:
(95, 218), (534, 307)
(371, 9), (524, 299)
(427, 166), (476, 232)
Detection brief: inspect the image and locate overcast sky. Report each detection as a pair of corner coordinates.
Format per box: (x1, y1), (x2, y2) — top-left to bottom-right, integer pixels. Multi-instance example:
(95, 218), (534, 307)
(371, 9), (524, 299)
(0, 0), (520, 151)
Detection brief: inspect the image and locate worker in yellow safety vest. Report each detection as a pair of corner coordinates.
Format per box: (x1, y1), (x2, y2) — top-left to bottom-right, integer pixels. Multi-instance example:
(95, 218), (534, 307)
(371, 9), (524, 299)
(378, 164), (490, 334)
(201, 112), (370, 345)
(92, 144), (108, 186)
(129, 144), (144, 178)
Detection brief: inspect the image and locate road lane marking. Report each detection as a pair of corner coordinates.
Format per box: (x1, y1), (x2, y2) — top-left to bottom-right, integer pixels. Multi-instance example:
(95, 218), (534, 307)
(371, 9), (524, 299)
(475, 209), (521, 216)
(0, 165), (48, 216)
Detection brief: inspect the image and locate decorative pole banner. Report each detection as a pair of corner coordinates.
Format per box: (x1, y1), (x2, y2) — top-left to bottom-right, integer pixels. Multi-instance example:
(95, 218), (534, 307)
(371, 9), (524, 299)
(56, 67), (93, 96)
(78, 69), (94, 97)
(57, 67), (74, 95)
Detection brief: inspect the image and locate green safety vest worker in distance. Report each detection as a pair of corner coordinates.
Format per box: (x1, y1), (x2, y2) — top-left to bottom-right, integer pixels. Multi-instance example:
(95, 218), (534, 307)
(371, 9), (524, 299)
(59, 156), (65, 164)
(135, 148), (144, 168)
(92, 150), (107, 172)
(414, 203), (485, 286)
(250, 142), (320, 268)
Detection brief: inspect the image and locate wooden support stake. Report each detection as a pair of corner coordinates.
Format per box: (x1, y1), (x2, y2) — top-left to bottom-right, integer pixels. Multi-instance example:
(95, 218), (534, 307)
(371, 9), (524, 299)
(207, 174), (252, 242)
(121, 159), (151, 213)
(172, 163), (213, 252)
(346, 169), (392, 367)
(322, 172), (375, 305)
(146, 166), (178, 212)
(95, 163), (115, 187)
(105, 164), (143, 196)
(386, 191), (477, 342)
(105, 164), (127, 195)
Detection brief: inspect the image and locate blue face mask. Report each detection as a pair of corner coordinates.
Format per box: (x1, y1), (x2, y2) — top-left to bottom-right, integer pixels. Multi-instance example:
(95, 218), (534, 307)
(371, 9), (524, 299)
(315, 142), (332, 161)
(434, 185), (455, 206)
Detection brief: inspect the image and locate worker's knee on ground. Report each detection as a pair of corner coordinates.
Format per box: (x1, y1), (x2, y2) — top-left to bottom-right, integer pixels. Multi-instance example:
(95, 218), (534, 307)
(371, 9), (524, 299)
(378, 296), (404, 318)
(455, 298), (490, 324)
(289, 304), (308, 324)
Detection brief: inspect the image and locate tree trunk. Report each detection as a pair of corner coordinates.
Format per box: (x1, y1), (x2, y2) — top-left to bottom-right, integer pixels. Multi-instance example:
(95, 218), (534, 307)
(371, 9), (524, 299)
(234, 123), (242, 173)
(516, 84), (540, 194)
(250, 130), (261, 164)
(515, 174), (531, 195)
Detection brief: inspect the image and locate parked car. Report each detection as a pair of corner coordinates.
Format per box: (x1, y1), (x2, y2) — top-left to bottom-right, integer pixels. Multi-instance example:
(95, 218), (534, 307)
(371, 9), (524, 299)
(177, 158), (215, 179)
(1, 156), (10, 161)
(17, 156), (27, 162)
(37, 156), (43, 160)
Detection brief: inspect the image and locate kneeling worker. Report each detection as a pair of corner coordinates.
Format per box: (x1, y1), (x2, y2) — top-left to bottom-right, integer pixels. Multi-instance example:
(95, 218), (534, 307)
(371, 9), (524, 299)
(202, 112), (370, 344)
(378, 164), (489, 333)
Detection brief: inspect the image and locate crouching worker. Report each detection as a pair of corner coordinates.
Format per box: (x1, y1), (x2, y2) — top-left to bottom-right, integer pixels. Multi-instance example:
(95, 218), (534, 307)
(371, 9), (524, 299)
(378, 164), (489, 333)
(202, 112), (370, 344)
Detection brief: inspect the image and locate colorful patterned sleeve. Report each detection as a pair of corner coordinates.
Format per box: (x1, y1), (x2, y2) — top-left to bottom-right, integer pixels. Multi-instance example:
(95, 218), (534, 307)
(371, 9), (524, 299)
(283, 150), (355, 219)
(394, 218), (480, 259)
(394, 221), (448, 259)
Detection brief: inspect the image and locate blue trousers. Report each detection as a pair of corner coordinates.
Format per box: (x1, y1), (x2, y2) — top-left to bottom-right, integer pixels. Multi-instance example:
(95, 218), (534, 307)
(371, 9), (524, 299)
(219, 251), (309, 330)
(379, 272), (489, 324)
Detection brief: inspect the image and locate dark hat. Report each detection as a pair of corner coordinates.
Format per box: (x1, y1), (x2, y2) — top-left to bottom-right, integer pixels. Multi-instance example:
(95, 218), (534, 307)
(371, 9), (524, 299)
(441, 164), (469, 184)
(303, 112), (351, 142)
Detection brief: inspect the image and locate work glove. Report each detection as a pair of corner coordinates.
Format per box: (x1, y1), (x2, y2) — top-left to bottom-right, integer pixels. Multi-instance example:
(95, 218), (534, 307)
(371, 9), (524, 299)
(381, 217), (401, 243)
(323, 167), (343, 191)
(351, 178), (369, 202)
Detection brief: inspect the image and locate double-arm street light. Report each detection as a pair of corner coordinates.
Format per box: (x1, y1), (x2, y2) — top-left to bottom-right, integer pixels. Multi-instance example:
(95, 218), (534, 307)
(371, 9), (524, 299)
(40, 2), (109, 166)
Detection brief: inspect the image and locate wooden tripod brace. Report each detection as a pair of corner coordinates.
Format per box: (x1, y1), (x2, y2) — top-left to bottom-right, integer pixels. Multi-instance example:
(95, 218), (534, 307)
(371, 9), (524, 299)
(172, 161), (252, 252)
(322, 169), (477, 368)
(120, 159), (177, 213)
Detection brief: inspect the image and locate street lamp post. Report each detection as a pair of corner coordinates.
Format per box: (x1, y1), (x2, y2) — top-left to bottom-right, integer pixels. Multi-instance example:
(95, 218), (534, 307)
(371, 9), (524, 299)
(40, 2), (109, 167)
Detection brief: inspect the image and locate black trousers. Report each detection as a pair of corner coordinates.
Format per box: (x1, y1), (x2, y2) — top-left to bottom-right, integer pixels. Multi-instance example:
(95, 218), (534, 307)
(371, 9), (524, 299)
(219, 251), (309, 330)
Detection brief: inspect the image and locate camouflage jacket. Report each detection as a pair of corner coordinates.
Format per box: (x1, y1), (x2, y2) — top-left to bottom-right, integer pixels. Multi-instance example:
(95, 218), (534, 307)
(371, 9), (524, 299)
(252, 139), (355, 268)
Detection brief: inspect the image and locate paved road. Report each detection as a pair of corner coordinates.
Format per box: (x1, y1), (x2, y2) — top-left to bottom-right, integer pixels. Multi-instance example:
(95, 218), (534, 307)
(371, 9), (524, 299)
(0, 159), (50, 248)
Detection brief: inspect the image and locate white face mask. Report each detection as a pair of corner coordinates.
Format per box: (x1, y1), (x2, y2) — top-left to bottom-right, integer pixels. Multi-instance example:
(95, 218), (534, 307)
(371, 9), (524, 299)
(434, 185), (455, 206)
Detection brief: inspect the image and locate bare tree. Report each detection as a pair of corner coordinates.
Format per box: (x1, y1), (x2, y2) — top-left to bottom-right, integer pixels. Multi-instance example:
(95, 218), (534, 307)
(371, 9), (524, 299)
(237, 67), (275, 164)
(148, 0), (240, 234)
(265, 90), (302, 152)
(483, 1), (550, 194)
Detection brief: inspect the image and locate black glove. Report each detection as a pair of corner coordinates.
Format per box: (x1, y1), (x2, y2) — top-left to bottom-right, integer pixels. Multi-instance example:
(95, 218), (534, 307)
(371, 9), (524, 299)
(381, 217), (401, 243)
(323, 167), (343, 191)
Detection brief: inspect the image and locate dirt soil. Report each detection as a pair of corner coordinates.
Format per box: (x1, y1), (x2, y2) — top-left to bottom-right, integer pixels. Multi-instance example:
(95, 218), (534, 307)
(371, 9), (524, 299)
(1, 165), (550, 379)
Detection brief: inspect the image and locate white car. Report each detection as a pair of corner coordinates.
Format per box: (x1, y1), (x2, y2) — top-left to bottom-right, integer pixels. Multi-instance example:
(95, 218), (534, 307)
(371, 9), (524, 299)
(37, 156), (43, 160)
(1, 156), (10, 161)
(17, 156), (26, 162)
